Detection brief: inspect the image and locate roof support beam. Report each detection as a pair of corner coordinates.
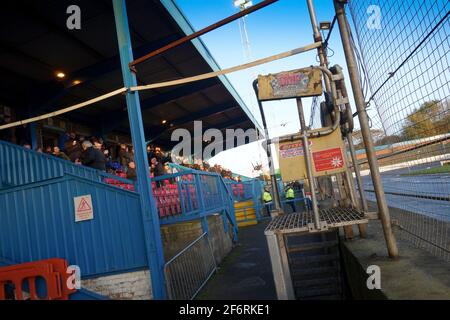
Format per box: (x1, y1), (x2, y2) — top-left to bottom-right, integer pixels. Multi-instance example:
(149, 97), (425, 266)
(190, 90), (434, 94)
(144, 101), (237, 142)
(102, 78), (219, 133)
(31, 34), (181, 115)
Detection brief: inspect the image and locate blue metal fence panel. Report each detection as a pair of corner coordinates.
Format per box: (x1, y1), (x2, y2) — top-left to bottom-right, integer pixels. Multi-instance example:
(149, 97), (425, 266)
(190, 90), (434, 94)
(0, 140), (101, 187)
(153, 171), (233, 222)
(0, 174), (147, 277)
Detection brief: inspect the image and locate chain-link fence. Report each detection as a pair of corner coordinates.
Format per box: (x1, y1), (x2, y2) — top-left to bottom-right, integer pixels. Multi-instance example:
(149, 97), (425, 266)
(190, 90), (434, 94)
(347, 0), (449, 261)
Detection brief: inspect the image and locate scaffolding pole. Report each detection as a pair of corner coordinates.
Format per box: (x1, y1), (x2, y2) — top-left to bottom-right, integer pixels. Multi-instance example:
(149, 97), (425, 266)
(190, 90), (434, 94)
(334, 0), (398, 258)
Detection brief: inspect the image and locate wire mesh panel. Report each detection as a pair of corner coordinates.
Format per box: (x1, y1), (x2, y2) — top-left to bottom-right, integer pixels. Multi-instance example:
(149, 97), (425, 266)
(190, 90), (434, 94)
(265, 207), (367, 235)
(348, 0), (450, 261)
(164, 233), (216, 300)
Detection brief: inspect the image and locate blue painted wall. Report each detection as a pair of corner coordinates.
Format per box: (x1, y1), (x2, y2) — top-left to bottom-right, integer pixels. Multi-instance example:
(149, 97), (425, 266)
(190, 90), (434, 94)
(0, 174), (146, 277)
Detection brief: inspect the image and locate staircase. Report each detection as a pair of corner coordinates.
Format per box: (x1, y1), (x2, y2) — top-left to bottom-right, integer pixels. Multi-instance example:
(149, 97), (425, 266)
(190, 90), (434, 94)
(285, 230), (344, 300)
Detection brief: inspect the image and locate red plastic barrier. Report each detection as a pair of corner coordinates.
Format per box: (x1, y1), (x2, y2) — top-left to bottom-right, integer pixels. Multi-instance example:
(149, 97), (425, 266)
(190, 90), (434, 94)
(0, 259), (76, 300)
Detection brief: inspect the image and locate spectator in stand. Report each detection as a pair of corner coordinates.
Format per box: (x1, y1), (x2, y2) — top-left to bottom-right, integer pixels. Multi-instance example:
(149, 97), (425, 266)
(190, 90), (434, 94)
(126, 161), (137, 180)
(118, 144), (133, 170)
(80, 141), (106, 171)
(58, 131), (71, 153)
(147, 145), (155, 164)
(150, 156), (165, 187)
(92, 137), (104, 148)
(129, 145), (134, 158)
(23, 143), (31, 149)
(65, 133), (82, 163)
(93, 140), (102, 150)
(52, 146), (70, 161)
(103, 148), (113, 171)
(44, 146), (52, 154)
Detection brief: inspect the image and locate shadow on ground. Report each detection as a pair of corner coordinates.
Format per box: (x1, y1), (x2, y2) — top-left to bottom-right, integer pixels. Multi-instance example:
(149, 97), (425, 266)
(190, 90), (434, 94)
(197, 222), (277, 300)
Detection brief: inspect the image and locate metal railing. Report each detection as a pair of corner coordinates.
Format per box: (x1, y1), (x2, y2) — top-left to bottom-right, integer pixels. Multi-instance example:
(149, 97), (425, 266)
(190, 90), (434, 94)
(152, 170), (234, 221)
(226, 179), (265, 223)
(164, 232), (216, 300)
(0, 139), (100, 187)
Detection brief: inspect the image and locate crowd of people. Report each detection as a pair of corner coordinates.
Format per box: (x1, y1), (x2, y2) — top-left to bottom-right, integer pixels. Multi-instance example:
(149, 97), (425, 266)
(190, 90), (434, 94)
(16, 131), (174, 182)
(180, 162), (242, 182)
(10, 126), (242, 183)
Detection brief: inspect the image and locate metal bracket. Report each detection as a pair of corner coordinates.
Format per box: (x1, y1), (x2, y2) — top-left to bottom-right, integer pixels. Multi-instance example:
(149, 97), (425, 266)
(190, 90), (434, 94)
(364, 211), (379, 220)
(336, 97), (349, 106)
(331, 73), (345, 81)
(307, 221), (329, 233)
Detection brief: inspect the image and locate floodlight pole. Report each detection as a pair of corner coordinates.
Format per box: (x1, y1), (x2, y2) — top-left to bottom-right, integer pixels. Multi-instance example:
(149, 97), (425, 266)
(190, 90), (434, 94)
(306, 0), (331, 92)
(334, 0), (398, 258)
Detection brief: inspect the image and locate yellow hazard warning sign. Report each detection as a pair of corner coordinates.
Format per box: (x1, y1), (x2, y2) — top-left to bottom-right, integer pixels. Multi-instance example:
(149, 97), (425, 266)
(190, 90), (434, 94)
(276, 127), (347, 182)
(74, 194), (94, 222)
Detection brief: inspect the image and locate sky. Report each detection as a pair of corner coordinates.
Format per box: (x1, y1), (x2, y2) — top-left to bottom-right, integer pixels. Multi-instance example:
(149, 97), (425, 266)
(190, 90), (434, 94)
(174, 0), (378, 177)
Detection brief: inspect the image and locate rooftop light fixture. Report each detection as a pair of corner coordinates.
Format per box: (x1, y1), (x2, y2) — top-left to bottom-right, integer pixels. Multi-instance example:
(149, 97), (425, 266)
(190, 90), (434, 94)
(56, 72), (66, 79)
(234, 0), (253, 10)
(320, 21), (332, 30)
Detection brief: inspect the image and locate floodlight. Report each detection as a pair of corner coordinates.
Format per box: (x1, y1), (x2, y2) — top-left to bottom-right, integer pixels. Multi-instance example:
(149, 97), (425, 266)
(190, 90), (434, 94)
(320, 21), (332, 30)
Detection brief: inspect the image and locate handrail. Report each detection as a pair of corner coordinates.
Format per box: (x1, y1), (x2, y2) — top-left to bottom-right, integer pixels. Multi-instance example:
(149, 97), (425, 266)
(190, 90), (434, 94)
(152, 169), (195, 181)
(0, 173), (140, 196)
(164, 232), (208, 266)
(98, 171), (136, 185)
(0, 139), (134, 189)
(0, 139), (99, 175)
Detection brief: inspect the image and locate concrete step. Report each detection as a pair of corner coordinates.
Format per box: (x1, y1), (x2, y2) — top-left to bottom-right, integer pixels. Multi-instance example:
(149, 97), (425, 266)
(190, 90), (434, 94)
(291, 266), (339, 277)
(295, 286), (342, 299)
(300, 294), (343, 301)
(294, 276), (340, 288)
(290, 253), (339, 266)
(286, 240), (338, 253)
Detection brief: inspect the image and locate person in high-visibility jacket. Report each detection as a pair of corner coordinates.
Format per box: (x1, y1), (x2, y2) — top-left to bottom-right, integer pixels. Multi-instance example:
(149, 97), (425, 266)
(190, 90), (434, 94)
(285, 184), (296, 213)
(262, 187), (273, 216)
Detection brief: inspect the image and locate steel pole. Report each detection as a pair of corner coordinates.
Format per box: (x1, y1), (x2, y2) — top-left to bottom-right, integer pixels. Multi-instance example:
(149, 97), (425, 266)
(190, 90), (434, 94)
(306, 0), (331, 92)
(297, 98), (321, 229)
(113, 0), (168, 298)
(253, 81), (283, 213)
(334, 0), (398, 258)
(347, 133), (369, 212)
(130, 0), (279, 69)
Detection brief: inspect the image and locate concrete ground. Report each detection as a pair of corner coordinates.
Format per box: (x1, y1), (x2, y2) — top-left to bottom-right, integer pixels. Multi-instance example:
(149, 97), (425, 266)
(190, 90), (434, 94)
(197, 221), (277, 300)
(197, 206), (449, 300)
(341, 219), (450, 300)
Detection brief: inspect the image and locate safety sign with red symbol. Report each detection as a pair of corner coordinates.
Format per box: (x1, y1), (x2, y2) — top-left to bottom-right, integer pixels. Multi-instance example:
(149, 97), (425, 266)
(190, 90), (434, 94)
(312, 148), (345, 172)
(74, 194), (94, 222)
